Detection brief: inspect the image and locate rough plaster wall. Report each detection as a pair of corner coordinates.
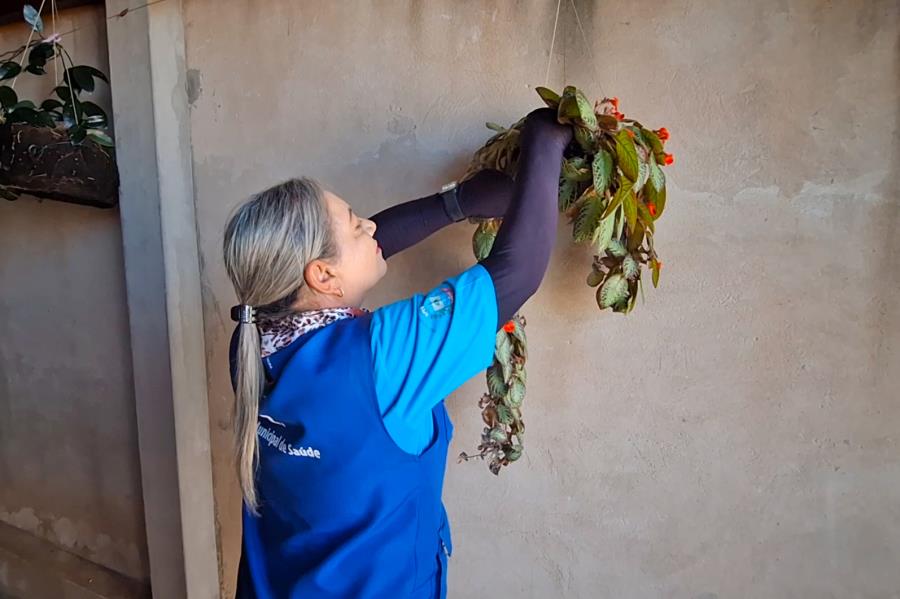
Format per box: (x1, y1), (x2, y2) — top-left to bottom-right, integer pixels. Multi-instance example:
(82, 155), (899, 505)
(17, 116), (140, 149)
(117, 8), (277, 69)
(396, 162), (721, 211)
(0, 7), (148, 582)
(183, 1), (900, 597)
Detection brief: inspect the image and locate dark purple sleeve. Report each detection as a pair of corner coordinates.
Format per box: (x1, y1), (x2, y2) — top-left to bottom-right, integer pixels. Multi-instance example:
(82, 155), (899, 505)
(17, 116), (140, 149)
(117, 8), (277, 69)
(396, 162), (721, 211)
(370, 170), (515, 260)
(370, 194), (455, 260)
(480, 111), (572, 328)
(370, 109), (570, 332)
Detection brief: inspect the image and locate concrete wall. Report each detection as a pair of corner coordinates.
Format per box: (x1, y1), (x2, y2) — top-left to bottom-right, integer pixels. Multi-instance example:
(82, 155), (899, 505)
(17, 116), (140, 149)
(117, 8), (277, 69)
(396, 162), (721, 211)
(0, 5), (149, 589)
(182, 1), (900, 597)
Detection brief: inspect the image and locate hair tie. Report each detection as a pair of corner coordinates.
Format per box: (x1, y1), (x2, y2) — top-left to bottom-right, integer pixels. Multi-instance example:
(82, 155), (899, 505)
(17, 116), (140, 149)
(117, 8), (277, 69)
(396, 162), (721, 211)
(230, 304), (257, 324)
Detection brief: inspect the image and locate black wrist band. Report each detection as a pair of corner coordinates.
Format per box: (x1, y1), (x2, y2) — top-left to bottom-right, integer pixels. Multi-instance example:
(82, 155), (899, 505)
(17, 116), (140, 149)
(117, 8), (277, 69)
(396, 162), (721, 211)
(440, 182), (466, 223)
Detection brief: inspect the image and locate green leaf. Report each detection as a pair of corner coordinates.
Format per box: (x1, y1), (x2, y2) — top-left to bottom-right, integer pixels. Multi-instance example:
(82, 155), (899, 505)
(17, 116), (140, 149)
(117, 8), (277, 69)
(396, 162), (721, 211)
(0, 85), (18, 108)
(35, 110), (55, 127)
(486, 121), (506, 132)
(0, 62), (21, 80)
(487, 364), (507, 397)
(649, 160), (665, 193)
(607, 239), (627, 258)
(80, 100), (105, 116)
(23, 4), (43, 33)
(628, 221), (646, 251)
(622, 188), (638, 234)
(558, 87), (581, 121)
(615, 130), (640, 182)
(514, 362), (527, 384)
(70, 66), (95, 92)
(85, 66), (108, 84)
(636, 200), (655, 234)
(622, 254), (639, 280)
(507, 378), (526, 407)
(592, 149), (613, 195)
(488, 427), (507, 443)
(472, 224), (496, 261)
(572, 87), (597, 129)
(0, 187), (19, 201)
(40, 98), (62, 111)
(86, 129), (114, 147)
(558, 177), (576, 212)
(8, 106), (40, 125)
(510, 319), (526, 348)
(629, 126), (649, 149)
(505, 446), (523, 462)
(651, 259), (661, 288)
(597, 114), (619, 130)
(645, 177), (667, 220)
(643, 128), (665, 156)
(602, 179), (633, 220)
(635, 159), (650, 193)
(535, 86), (560, 109)
(68, 125), (87, 144)
(54, 86), (71, 102)
(586, 269), (604, 287)
(592, 212), (616, 254)
(615, 204), (625, 240)
(562, 157), (591, 182)
(573, 189), (604, 243)
(24, 64), (45, 75)
(625, 283), (639, 314)
(574, 126), (596, 153)
(558, 86), (597, 130)
(28, 43), (54, 68)
(495, 332), (514, 380)
(11, 100), (35, 111)
(598, 274), (630, 309)
(80, 101), (107, 126)
(497, 404), (513, 425)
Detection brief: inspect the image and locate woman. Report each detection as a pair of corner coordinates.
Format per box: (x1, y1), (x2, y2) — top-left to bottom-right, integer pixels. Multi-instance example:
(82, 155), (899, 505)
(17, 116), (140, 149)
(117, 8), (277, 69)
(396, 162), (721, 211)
(224, 108), (572, 598)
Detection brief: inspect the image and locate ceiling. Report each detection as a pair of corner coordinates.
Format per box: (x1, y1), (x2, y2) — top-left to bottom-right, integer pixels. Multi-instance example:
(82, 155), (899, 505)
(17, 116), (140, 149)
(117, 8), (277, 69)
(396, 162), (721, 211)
(0, 0), (101, 27)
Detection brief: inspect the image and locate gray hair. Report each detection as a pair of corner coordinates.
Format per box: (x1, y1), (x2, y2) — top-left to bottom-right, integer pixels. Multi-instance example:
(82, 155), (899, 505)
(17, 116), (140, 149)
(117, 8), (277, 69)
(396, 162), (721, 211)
(222, 178), (337, 512)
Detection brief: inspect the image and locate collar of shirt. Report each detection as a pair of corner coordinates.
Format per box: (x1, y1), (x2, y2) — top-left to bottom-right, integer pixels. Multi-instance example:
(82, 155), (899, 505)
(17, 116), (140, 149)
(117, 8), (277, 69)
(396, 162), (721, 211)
(258, 307), (369, 358)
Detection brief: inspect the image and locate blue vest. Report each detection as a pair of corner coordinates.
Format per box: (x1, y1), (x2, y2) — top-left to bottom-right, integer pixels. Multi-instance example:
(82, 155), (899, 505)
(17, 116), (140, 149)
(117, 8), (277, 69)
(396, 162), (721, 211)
(236, 313), (453, 598)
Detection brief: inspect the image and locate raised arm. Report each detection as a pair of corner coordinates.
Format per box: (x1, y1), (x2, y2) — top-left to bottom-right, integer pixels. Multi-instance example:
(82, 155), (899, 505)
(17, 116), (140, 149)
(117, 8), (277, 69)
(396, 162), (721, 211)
(370, 169), (514, 259)
(480, 108), (573, 328)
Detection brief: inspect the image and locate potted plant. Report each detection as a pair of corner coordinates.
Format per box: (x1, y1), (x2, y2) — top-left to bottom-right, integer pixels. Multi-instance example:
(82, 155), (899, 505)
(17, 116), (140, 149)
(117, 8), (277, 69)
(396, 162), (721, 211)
(0, 4), (117, 208)
(459, 86), (674, 474)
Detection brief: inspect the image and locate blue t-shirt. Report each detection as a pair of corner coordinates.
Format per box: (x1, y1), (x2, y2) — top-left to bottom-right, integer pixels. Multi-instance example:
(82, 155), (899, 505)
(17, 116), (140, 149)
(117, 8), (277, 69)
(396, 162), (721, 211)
(370, 263), (498, 454)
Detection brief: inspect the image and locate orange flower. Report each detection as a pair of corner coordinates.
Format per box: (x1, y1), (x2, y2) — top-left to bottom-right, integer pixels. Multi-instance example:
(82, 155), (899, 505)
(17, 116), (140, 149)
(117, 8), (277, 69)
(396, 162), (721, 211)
(503, 320), (516, 333)
(656, 127), (670, 141)
(614, 111), (625, 121)
(610, 97), (619, 109)
(657, 260), (663, 269)
(648, 202), (657, 217)
(663, 153), (675, 166)
(626, 129), (635, 138)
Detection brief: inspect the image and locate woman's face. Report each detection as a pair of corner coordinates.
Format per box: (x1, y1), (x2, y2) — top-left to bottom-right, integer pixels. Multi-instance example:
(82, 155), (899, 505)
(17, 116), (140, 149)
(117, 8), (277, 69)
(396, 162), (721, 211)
(319, 190), (386, 305)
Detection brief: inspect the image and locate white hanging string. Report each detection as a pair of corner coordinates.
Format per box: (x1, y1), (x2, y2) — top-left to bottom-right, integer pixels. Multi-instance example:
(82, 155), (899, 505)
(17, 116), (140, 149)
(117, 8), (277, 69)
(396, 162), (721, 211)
(52, 0), (60, 85)
(11, 0), (49, 90)
(568, 0), (606, 97)
(544, 0), (563, 86)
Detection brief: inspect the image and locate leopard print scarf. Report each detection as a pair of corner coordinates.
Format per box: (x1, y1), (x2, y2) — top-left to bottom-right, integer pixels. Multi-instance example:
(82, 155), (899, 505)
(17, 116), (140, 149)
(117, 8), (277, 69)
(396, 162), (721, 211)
(259, 307), (369, 358)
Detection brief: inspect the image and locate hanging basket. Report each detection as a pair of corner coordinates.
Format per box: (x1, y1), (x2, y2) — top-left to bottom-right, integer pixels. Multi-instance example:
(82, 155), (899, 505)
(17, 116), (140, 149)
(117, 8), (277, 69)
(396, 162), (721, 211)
(0, 122), (118, 208)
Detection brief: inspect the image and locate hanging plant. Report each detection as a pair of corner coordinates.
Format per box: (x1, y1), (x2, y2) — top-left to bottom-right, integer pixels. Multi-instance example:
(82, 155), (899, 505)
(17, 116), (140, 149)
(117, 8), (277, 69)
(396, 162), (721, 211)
(458, 85), (674, 474)
(0, 4), (117, 207)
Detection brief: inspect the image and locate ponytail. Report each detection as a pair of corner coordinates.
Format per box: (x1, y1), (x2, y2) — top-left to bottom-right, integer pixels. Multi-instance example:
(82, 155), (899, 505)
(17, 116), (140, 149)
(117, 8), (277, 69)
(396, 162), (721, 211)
(223, 178), (337, 512)
(234, 319), (264, 512)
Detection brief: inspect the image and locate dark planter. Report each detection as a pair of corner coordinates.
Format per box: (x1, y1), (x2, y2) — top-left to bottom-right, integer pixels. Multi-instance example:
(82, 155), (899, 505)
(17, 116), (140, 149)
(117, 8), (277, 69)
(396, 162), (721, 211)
(0, 123), (118, 208)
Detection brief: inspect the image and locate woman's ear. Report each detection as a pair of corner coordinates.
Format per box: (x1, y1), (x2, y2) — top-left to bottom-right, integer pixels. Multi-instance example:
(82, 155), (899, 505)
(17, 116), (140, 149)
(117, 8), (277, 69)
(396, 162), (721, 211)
(304, 259), (340, 296)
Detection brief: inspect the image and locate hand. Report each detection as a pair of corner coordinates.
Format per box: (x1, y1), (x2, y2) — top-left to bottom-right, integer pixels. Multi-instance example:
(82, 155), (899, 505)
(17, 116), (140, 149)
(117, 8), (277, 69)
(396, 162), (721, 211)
(458, 170), (515, 219)
(520, 107), (573, 149)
